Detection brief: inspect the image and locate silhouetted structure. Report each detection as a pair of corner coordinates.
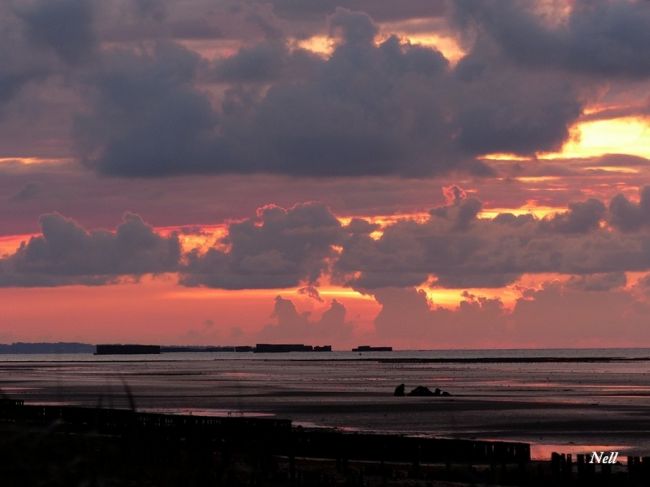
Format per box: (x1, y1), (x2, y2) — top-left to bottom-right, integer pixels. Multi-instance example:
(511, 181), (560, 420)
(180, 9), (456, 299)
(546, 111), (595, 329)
(95, 344), (161, 355)
(254, 344), (331, 353)
(0, 342), (94, 354)
(352, 345), (392, 352)
(161, 345), (254, 353)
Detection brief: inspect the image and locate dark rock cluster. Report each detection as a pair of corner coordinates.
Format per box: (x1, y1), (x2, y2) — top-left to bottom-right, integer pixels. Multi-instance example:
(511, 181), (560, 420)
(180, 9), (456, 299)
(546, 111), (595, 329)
(393, 384), (451, 397)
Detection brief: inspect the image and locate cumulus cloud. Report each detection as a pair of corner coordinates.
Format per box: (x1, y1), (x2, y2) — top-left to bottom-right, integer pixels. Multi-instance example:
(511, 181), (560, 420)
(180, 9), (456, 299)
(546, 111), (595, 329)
(257, 295), (353, 342)
(180, 202), (342, 289)
(0, 3), (50, 114)
(609, 187), (650, 231)
(298, 285), (324, 302)
(15, 0), (97, 65)
(263, 0), (446, 23)
(75, 42), (221, 177)
(453, 56), (583, 156)
(3, 0), (650, 178)
(369, 282), (650, 348)
(335, 187), (650, 289)
(0, 212), (180, 286)
(7, 188), (650, 291)
(79, 9), (465, 178)
(541, 198), (606, 234)
(566, 272), (627, 292)
(69, 5), (589, 177)
(371, 286), (509, 346)
(213, 40), (321, 83)
(454, 0), (650, 78)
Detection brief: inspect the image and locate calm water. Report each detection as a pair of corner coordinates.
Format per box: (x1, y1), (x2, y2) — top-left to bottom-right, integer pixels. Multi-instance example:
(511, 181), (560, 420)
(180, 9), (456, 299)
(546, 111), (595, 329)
(2, 348), (650, 459)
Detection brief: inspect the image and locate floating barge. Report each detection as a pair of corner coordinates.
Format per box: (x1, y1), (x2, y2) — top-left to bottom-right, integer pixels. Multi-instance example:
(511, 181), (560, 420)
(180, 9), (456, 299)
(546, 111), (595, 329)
(161, 345), (253, 353)
(352, 346), (393, 352)
(254, 344), (331, 353)
(95, 344), (161, 355)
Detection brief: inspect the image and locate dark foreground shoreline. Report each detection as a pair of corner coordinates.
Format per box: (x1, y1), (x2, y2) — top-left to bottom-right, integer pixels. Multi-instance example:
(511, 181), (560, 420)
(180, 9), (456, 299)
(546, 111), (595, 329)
(1, 399), (649, 486)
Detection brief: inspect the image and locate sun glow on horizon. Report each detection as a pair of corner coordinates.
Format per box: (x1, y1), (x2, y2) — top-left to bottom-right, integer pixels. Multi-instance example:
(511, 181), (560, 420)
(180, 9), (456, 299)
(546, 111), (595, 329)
(479, 203), (563, 219)
(555, 117), (650, 160)
(480, 117), (650, 163)
(0, 157), (72, 166)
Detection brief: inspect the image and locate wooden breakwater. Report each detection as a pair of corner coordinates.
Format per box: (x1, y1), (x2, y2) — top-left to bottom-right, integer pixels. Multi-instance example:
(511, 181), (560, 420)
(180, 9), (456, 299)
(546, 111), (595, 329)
(289, 428), (529, 466)
(549, 452), (650, 486)
(0, 398), (528, 467)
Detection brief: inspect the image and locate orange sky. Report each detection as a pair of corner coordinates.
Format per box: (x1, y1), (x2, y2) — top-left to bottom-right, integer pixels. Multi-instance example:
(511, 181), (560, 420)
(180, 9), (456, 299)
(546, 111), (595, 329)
(3, 0), (650, 348)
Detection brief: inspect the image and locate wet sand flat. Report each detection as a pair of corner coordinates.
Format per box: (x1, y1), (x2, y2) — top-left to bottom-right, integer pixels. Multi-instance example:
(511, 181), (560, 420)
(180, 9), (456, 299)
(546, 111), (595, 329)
(2, 349), (650, 458)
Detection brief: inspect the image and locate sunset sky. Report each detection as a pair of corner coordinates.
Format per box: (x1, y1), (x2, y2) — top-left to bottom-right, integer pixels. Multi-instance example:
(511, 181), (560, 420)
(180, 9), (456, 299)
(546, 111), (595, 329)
(2, 0), (650, 348)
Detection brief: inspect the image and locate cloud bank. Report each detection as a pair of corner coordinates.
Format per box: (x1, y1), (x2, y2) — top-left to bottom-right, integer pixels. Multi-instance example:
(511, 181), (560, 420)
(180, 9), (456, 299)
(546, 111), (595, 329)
(4, 188), (650, 291)
(8, 1), (648, 177)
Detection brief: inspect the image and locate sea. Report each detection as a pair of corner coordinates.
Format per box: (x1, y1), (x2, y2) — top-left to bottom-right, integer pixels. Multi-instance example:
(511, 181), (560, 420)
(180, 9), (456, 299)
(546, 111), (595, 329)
(2, 348), (650, 460)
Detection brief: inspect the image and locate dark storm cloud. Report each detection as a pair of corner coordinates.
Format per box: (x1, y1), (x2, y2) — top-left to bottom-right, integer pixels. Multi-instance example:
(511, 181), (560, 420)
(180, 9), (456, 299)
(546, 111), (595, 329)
(8, 182), (40, 202)
(15, 0), (97, 64)
(0, 213), (180, 286)
(0, 1), (600, 178)
(80, 9), (468, 177)
(328, 7), (377, 44)
(213, 40), (321, 83)
(609, 187), (650, 231)
(75, 42), (222, 177)
(179, 202), (342, 289)
(262, 0), (446, 22)
(2, 1), (649, 183)
(76, 5), (593, 178)
(541, 198), (606, 234)
(454, 0), (650, 78)
(452, 53), (583, 155)
(566, 272), (627, 292)
(0, 4), (51, 114)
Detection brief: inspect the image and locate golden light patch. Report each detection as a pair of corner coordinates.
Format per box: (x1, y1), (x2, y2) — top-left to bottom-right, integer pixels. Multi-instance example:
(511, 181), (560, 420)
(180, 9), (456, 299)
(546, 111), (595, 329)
(531, 0), (573, 27)
(551, 117), (650, 160)
(318, 287), (375, 300)
(514, 176), (563, 183)
(293, 36), (334, 56)
(398, 33), (465, 64)
(481, 117), (650, 163)
(177, 39), (242, 61)
(0, 157), (70, 165)
(479, 153), (533, 162)
(377, 17), (466, 64)
(0, 234), (34, 256)
(479, 203), (563, 219)
(582, 166), (640, 174)
(339, 213), (429, 227)
(421, 286), (522, 310)
(157, 224), (228, 252)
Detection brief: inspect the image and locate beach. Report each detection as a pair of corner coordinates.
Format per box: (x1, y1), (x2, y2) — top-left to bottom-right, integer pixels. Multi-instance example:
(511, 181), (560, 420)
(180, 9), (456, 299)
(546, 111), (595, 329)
(2, 348), (650, 460)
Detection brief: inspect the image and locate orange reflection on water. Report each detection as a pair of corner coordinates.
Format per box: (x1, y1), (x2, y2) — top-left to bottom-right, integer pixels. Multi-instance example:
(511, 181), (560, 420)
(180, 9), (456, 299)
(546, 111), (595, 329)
(530, 443), (629, 461)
